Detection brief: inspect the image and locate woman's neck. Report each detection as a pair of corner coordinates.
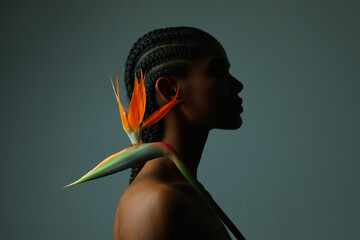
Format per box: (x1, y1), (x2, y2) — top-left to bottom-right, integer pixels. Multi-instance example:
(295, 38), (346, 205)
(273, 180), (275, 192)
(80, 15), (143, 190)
(161, 112), (209, 179)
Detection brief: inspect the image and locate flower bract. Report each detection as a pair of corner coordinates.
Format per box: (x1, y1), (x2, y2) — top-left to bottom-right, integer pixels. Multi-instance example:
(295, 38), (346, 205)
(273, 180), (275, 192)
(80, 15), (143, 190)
(111, 71), (183, 144)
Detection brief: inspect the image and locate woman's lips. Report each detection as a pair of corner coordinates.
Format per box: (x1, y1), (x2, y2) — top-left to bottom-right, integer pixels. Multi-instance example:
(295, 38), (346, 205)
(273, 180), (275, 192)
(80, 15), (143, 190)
(234, 97), (243, 113)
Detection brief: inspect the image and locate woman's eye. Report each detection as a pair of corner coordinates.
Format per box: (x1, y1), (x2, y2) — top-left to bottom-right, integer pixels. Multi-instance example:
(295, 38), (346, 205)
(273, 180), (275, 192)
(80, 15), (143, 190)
(208, 66), (227, 78)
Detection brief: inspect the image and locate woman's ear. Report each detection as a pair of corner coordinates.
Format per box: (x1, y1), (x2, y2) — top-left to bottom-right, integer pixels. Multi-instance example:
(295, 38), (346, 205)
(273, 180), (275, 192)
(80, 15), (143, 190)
(155, 77), (177, 104)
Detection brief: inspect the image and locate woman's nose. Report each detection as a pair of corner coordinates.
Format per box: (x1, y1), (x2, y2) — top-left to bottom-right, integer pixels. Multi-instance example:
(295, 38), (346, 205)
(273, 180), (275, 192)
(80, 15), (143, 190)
(231, 75), (243, 93)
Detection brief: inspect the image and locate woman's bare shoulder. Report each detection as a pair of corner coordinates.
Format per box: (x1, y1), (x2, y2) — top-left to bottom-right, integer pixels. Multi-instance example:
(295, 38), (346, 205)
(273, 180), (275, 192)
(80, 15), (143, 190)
(114, 179), (191, 240)
(119, 179), (188, 213)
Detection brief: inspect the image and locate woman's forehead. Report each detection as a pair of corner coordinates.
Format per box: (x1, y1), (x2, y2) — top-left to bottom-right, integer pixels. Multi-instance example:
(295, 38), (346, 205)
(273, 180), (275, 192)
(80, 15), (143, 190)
(203, 42), (229, 64)
(208, 57), (230, 68)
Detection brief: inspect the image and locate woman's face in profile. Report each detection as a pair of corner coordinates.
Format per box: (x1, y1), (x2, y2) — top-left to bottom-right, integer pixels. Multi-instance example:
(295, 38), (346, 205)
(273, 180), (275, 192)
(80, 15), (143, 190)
(180, 42), (243, 131)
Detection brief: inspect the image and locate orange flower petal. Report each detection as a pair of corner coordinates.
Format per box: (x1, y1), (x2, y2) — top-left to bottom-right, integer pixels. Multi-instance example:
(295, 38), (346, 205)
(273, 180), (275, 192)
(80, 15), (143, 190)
(138, 70), (146, 125)
(142, 83), (183, 128)
(128, 75), (141, 129)
(116, 73), (130, 131)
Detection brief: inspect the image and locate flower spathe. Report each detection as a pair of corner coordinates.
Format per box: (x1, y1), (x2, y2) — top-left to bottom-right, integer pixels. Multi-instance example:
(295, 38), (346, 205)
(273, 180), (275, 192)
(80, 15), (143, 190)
(111, 71), (183, 144)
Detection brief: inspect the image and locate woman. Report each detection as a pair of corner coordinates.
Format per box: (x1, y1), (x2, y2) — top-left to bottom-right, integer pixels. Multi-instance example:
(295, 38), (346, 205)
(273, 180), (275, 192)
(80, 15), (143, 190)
(113, 27), (243, 240)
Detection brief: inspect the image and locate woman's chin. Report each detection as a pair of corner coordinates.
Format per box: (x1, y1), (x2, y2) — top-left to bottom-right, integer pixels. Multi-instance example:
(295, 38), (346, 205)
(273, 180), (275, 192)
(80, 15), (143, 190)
(217, 116), (242, 130)
(230, 117), (242, 129)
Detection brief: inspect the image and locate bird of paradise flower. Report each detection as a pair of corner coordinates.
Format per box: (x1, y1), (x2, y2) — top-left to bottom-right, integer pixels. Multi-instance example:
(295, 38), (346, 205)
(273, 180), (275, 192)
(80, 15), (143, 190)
(64, 71), (246, 240)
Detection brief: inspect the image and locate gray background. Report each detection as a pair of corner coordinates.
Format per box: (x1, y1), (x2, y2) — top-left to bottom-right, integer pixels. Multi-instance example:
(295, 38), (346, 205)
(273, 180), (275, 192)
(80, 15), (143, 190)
(1, 0), (359, 239)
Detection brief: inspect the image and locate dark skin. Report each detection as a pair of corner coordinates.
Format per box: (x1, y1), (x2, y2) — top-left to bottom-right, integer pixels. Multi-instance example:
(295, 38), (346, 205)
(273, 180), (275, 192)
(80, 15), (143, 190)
(114, 42), (243, 240)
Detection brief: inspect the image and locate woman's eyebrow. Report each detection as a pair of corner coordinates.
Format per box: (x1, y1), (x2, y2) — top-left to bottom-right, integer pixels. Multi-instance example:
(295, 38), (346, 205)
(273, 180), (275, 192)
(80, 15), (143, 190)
(209, 58), (230, 68)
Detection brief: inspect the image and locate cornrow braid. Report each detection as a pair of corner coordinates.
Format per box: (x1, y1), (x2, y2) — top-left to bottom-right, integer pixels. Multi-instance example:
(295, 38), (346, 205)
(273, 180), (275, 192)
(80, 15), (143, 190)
(124, 27), (217, 184)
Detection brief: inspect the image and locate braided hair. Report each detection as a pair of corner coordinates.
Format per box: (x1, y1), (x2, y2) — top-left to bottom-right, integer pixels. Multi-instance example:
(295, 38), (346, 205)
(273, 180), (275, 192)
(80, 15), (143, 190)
(124, 27), (217, 184)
